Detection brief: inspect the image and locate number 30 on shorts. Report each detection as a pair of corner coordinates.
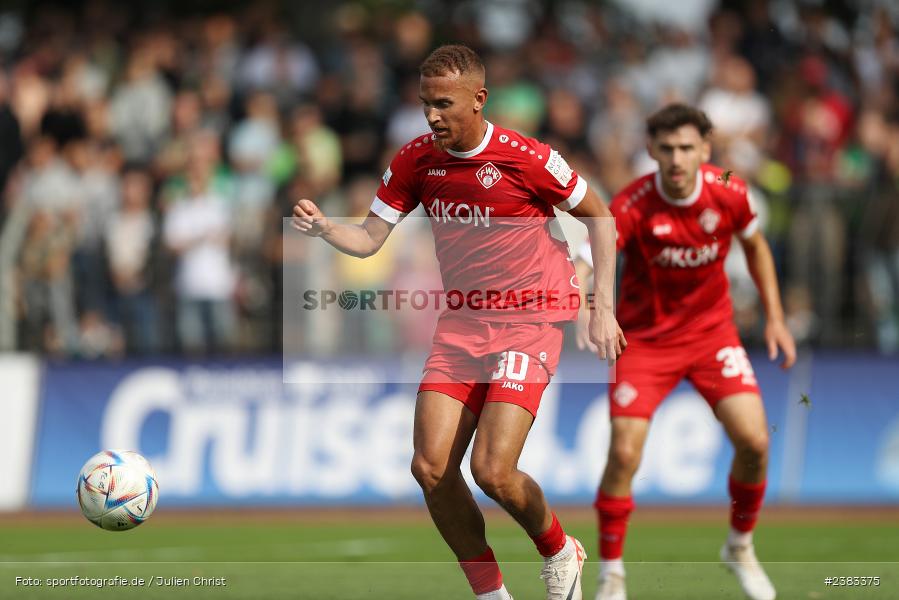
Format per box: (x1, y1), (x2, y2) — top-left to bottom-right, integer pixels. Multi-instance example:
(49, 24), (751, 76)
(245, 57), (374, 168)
(716, 346), (757, 384)
(491, 351), (529, 381)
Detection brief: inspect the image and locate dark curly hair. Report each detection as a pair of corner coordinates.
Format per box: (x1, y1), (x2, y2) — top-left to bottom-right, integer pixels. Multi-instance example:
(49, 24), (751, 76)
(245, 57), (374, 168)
(647, 103), (714, 138)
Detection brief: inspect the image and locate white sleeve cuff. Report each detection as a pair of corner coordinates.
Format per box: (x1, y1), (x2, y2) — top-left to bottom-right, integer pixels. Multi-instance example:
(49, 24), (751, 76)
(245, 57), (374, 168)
(370, 197), (407, 224)
(739, 216), (760, 239)
(556, 177), (587, 211)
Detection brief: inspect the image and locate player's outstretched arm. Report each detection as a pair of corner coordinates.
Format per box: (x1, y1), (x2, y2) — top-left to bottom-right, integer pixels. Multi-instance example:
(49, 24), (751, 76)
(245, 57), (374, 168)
(739, 230), (796, 369)
(291, 198), (394, 258)
(569, 187), (627, 364)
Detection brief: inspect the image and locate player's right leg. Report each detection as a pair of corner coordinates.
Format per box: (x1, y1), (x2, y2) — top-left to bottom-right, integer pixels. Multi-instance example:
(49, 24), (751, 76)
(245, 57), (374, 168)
(593, 417), (647, 600)
(411, 389), (512, 599)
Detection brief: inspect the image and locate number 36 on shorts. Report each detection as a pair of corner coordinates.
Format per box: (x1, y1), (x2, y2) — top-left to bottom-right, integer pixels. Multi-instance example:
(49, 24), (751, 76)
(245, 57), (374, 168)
(716, 345), (757, 385)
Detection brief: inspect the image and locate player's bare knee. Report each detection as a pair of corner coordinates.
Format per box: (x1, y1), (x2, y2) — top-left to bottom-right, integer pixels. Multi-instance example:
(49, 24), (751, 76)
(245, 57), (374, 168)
(470, 461), (512, 502)
(410, 454), (450, 494)
(608, 441), (643, 475)
(734, 430), (769, 462)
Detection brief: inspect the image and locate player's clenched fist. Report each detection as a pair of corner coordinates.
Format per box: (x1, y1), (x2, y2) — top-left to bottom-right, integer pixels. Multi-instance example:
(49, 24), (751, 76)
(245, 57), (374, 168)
(590, 309), (627, 365)
(291, 199), (330, 237)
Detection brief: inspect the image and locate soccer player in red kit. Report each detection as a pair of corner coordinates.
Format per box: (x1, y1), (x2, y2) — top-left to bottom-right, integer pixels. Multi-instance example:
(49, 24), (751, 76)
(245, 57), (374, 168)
(293, 45), (625, 600)
(576, 104), (796, 600)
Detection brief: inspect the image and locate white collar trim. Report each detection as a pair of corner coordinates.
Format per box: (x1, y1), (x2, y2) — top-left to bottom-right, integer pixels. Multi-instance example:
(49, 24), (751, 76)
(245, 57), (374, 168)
(654, 170), (703, 207)
(655, 169), (702, 206)
(446, 121), (493, 158)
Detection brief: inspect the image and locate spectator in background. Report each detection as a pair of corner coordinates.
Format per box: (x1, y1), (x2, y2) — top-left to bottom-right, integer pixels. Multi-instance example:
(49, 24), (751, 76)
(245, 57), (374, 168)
(199, 14), (241, 84)
(388, 12), (432, 83)
(10, 64), (51, 142)
(66, 138), (119, 316)
(589, 78), (646, 193)
(540, 87), (590, 160)
(228, 91), (282, 350)
(163, 130), (237, 355)
(109, 45), (172, 164)
(332, 40), (388, 180)
(700, 54), (770, 152)
(105, 165), (160, 354)
(18, 209), (79, 354)
(385, 75), (431, 151)
(270, 103), (343, 196)
(782, 55), (854, 345)
(228, 91), (281, 249)
(484, 52), (545, 136)
(236, 22), (319, 107)
(858, 109), (899, 353)
(155, 89), (203, 180)
(0, 72), (24, 202)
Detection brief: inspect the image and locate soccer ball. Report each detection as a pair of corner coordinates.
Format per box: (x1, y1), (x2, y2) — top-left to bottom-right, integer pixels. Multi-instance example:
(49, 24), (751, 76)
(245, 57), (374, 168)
(76, 450), (159, 531)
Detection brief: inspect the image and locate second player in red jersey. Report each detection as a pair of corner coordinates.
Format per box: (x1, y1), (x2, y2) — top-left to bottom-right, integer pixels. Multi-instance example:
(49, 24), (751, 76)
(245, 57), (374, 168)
(606, 163), (758, 342)
(578, 104), (796, 600)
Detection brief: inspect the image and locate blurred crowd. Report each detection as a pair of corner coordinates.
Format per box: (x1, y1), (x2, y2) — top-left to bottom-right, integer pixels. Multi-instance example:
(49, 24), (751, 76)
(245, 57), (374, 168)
(0, 0), (897, 358)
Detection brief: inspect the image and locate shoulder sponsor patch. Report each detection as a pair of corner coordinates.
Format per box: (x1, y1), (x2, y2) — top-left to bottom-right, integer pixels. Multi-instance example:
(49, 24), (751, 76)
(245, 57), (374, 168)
(382, 166), (392, 187)
(545, 150), (573, 187)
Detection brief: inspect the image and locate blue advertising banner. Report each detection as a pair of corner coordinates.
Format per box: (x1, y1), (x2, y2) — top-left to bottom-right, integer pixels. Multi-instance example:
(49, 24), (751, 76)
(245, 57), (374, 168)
(29, 354), (899, 507)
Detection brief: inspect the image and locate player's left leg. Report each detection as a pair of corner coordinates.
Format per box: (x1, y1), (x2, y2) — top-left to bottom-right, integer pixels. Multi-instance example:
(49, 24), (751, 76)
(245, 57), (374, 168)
(689, 325), (776, 600)
(470, 379), (585, 600)
(714, 393), (776, 600)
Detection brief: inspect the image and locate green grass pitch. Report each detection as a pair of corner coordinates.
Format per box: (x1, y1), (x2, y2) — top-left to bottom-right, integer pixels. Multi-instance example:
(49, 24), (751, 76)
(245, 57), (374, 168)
(1, 508), (897, 599)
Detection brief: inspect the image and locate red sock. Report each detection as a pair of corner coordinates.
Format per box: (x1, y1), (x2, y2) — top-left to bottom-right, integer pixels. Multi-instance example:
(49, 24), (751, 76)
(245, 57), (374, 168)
(594, 490), (634, 560)
(459, 547), (503, 595)
(531, 512), (566, 558)
(729, 476), (766, 533)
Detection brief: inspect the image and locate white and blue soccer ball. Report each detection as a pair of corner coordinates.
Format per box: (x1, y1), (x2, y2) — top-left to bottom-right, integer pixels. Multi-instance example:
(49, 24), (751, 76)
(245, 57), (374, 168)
(76, 450), (159, 531)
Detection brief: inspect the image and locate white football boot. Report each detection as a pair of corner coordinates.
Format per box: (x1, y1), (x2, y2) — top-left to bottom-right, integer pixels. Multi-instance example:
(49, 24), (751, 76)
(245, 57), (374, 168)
(476, 584), (514, 600)
(595, 572), (627, 600)
(720, 543), (776, 600)
(540, 536), (586, 600)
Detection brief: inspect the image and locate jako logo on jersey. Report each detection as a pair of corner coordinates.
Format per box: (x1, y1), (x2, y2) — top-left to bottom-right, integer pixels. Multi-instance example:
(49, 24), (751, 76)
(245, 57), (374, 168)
(653, 242), (720, 268)
(382, 167), (392, 187)
(476, 163), (502, 189)
(427, 198), (493, 227)
(613, 382), (638, 407)
(652, 223), (673, 236)
(428, 168), (446, 177)
(699, 208), (720, 234)
(501, 381), (524, 392)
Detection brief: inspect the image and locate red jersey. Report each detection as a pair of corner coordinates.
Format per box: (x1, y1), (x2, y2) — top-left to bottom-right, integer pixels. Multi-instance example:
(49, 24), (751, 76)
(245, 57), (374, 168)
(372, 122), (586, 323)
(583, 165), (758, 341)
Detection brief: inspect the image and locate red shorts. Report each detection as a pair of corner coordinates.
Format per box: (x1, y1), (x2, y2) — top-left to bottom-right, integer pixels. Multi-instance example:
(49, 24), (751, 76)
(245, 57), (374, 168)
(418, 314), (565, 418)
(609, 323), (761, 419)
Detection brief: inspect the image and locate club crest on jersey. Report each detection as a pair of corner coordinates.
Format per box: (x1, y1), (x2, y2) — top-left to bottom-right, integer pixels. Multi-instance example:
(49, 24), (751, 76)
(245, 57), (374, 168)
(476, 163), (502, 189)
(613, 382), (638, 407)
(699, 208), (720, 234)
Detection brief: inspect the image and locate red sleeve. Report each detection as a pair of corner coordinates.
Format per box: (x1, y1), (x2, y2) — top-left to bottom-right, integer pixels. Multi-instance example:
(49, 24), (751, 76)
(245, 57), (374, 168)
(371, 147), (419, 224)
(525, 141), (588, 211)
(730, 181), (759, 239)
